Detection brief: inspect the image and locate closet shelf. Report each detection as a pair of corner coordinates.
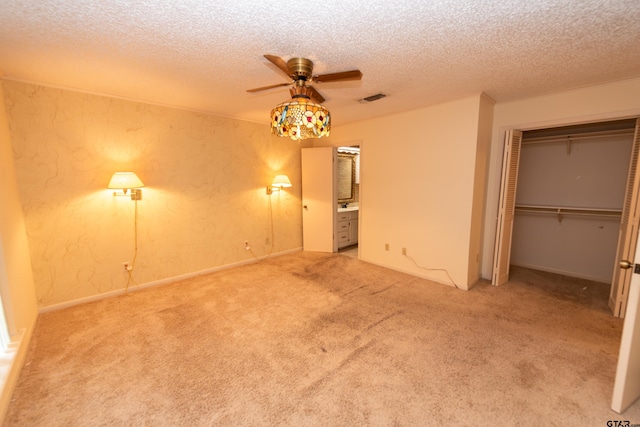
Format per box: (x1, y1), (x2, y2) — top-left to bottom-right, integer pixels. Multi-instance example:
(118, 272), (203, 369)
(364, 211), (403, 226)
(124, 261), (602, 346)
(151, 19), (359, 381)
(521, 129), (634, 145)
(514, 204), (622, 223)
(521, 129), (635, 155)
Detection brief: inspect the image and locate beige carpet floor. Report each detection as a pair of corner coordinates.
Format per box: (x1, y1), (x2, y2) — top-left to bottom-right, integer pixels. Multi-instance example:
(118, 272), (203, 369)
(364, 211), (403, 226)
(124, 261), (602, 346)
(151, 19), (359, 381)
(4, 252), (640, 426)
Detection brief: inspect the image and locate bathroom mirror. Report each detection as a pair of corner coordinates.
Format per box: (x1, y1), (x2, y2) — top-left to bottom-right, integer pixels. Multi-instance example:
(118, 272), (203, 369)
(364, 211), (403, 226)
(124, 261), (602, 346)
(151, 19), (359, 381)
(337, 153), (356, 203)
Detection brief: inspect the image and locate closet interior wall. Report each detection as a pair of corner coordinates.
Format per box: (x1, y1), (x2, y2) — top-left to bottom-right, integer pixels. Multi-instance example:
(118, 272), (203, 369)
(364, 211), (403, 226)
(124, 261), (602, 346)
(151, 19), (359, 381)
(511, 121), (636, 283)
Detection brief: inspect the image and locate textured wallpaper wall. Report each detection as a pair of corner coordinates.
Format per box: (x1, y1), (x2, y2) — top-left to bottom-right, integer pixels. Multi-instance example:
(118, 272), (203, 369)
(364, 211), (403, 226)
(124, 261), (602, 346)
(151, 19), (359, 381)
(3, 81), (302, 307)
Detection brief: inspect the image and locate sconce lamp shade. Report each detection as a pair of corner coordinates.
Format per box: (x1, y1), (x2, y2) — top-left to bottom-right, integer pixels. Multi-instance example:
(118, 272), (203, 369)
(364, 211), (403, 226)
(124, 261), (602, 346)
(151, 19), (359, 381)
(108, 172), (145, 190)
(272, 174), (292, 188)
(266, 174), (292, 195)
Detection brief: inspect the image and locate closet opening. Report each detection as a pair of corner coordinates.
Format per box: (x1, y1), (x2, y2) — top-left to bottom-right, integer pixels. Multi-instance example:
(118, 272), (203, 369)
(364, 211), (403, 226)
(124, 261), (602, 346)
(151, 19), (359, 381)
(493, 118), (639, 317)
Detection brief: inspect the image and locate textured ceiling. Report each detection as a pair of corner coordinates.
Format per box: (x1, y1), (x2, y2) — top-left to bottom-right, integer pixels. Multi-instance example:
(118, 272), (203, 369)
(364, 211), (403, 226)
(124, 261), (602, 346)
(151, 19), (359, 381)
(0, 0), (639, 127)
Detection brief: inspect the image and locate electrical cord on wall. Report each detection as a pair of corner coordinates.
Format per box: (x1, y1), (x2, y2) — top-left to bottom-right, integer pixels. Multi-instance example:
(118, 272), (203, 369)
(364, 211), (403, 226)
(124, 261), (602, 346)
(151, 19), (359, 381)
(403, 253), (459, 289)
(124, 198), (140, 293)
(247, 194), (276, 261)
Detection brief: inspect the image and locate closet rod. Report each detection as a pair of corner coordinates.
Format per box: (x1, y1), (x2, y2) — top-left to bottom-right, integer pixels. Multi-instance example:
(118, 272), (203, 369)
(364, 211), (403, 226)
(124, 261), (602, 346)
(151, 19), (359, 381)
(515, 205), (622, 220)
(522, 129), (634, 145)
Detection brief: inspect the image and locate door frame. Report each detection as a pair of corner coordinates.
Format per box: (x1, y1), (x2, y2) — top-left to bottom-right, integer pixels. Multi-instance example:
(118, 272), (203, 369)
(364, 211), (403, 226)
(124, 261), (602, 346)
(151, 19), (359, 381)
(491, 115), (640, 317)
(336, 143), (362, 257)
(301, 141), (363, 256)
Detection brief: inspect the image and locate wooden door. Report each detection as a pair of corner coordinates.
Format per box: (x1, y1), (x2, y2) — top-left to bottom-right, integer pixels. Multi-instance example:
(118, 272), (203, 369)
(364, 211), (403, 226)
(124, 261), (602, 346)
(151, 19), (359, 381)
(610, 119), (640, 317)
(301, 147), (336, 252)
(492, 130), (522, 285)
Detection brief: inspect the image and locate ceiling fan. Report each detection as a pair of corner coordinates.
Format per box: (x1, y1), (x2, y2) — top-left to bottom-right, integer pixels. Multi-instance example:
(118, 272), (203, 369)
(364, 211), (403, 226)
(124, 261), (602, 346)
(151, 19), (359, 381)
(247, 54), (363, 103)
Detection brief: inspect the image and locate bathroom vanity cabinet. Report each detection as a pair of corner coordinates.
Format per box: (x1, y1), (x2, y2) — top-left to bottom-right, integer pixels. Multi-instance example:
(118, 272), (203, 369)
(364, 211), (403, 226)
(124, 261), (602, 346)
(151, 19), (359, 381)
(337, 209), (358, 248)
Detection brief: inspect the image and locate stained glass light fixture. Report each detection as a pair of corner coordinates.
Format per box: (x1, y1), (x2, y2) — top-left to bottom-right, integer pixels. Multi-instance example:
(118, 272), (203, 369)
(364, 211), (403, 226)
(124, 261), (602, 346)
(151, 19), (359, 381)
(270, 64), (330, 141)
(270, 97), (330, 141)
(249, 55), (362, 141)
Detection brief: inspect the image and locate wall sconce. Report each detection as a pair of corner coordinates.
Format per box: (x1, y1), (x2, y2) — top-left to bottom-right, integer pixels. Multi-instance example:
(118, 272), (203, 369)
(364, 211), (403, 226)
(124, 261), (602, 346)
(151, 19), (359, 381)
(108, 172), (145, 200)
(266, 174), (292, 195)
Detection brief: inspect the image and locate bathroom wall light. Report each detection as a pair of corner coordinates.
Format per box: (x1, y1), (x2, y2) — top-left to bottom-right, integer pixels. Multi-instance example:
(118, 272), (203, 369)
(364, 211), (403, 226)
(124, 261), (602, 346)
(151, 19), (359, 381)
(266, 174), (292, 195)
(108, 172), (145, 200)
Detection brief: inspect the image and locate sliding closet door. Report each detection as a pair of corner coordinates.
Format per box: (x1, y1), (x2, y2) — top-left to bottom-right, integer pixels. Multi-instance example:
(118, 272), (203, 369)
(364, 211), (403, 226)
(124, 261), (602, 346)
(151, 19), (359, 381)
(492, 130), (522, 285)
(611, 235), (640, 413)
(610, 119), (640, 317)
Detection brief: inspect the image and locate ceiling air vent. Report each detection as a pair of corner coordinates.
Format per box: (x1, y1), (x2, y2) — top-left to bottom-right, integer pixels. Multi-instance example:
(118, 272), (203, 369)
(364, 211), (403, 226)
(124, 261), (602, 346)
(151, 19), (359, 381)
(359, 93), (386, 103)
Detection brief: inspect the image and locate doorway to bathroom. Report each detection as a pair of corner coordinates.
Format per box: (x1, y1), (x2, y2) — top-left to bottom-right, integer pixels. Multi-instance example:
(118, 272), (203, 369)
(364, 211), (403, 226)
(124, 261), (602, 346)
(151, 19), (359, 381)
(300, 144), (361, 256)
(337, 145), (360, 257)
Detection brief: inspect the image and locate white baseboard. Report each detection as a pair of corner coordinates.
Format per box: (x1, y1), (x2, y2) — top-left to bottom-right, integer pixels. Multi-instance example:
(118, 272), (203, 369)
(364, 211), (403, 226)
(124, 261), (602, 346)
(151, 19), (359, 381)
(0, 313), (37, 422)
(39, 247), (302, 314)
(510, 262), (610, 284)
(361, 257), (467, 290)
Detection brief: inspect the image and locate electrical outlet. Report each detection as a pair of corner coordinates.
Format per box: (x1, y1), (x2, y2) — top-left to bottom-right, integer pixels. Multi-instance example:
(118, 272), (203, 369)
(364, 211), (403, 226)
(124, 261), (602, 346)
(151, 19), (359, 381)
(402, 247), (407, 256)
(385, 243), (389, 251)
(122, 261), (132, 271)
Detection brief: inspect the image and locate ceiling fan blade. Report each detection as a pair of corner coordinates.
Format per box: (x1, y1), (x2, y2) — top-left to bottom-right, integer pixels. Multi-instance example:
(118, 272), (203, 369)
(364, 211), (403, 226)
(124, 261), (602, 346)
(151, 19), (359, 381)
(314, 69), (363, 83)
(264, 54), (292, 77)
(246, 82), (291, 93)
(308, 86), (326, 104)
